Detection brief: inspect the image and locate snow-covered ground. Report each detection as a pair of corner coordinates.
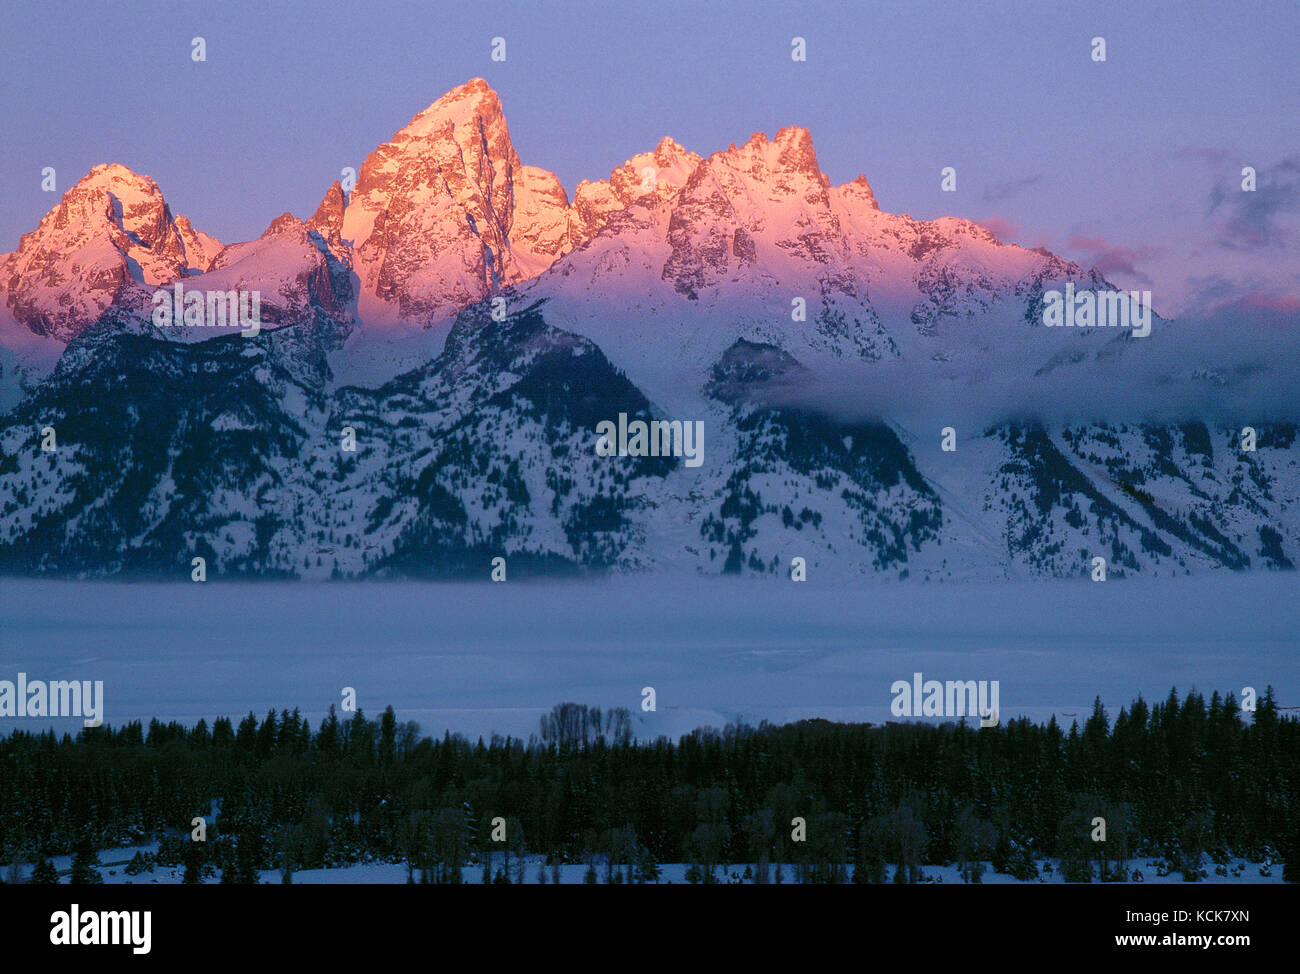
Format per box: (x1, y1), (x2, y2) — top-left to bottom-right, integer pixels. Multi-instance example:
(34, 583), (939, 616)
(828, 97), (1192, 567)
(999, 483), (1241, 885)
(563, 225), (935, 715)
(1, 573), (1295, 740)
(11, 846), (1283, 885)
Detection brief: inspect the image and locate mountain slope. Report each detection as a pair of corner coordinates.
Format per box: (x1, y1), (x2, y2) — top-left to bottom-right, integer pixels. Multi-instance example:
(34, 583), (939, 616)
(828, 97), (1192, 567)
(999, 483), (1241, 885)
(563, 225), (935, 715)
(0, 80), (1295, 580)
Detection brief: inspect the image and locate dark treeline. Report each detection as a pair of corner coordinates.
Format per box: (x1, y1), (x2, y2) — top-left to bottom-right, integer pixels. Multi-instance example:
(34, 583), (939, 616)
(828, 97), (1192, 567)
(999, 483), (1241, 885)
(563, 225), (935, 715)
(1, 689), (1298, 883)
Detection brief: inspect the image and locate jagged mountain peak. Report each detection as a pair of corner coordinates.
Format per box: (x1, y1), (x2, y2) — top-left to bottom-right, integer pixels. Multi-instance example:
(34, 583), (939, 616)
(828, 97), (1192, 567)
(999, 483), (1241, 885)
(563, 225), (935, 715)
(339, 78), (574, 330)
(568, 137), (704, 242)
(1, 88), (1293, 584)
(0, 82), (1144, 387)
(1, 162), (218, 341)
(38, 164), (181, 267)
(173, 214), (221, 271)
(837, 173), (880, 211)
(378, 78), (519, 189)
(653, 136), (689, 161)
(262, 211), (305, 238)
(772, 125), (823, 177)
(705, 125), (829, 199)
(71, 162), (163, 199)
(307, 180), (346, 244)
(406, 78), (502, 125)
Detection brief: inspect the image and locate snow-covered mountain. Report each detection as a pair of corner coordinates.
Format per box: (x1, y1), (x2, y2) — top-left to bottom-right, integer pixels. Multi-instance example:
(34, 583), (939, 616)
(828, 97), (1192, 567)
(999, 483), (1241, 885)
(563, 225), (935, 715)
(0, 80), (1295, 580)
(2, 163), (219, 342)
(341, 78), (572, 332)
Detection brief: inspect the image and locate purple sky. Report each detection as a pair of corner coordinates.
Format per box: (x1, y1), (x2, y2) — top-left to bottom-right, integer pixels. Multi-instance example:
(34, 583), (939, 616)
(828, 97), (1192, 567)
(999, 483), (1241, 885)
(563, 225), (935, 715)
(1, 0), (1296, 316)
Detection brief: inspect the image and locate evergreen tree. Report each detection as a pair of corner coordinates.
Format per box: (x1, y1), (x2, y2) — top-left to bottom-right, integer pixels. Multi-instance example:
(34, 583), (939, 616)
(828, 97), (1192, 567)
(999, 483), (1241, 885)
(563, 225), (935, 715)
(379, 706), (397, 766)
(1281, 825), (1300, 884)
(212, 716), (235, 747)
(182, 838), (204, 884)
(223, 833), (260, 885)
(1056, 800), (1096, 883)
(255, 709), (279, 758)
(1, 690), (1295, 890)
(637, 845), (662, 885)
(69, 841), (103, 885)
(316, 706), (340, 757)
(855, 819), (888, 884)
(235, 711), (259, 752)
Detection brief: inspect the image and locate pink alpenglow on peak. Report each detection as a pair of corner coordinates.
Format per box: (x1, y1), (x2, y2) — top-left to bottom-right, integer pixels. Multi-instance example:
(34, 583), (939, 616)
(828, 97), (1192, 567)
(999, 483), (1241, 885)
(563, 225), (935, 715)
(340, 78), (575, 331)
(0, 79), (1117, 379)
(1, 164), (219, 341)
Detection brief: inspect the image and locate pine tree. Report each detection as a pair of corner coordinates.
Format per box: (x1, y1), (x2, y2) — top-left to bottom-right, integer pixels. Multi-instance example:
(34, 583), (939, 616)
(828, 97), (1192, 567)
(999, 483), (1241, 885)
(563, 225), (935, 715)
(855, 819), (887, 884)
(182, 838), (204, 884)
(992, 831), (1012, 875)
(212, 716), (235, 747)
(637, 846), (662, 885)
(1281, 825), (1300, 884)
(224, 833), (260, 885)
(236, 711), (259, 752)
(69, 841), (103, 885)
(1056, 801), (1095, 883)
(316, 706), (340, 757)
(30, 858), (58, 884)
(256, 709), (279, 758)
(379, 706), (397, 766)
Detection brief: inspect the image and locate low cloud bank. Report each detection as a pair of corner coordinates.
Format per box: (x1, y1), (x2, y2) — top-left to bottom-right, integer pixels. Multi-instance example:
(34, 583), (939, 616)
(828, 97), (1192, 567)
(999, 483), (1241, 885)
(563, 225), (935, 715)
(747, 299), (1300, 430)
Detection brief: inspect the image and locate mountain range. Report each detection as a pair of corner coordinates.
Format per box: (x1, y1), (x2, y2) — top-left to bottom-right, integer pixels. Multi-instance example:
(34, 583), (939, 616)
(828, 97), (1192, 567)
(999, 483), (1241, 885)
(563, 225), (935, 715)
(0, 79), (1295, 580)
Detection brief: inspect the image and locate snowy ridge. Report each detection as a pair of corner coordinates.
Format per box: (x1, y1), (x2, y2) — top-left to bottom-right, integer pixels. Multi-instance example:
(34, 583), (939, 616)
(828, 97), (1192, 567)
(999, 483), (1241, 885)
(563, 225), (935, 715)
(0, 80), (1296, 579)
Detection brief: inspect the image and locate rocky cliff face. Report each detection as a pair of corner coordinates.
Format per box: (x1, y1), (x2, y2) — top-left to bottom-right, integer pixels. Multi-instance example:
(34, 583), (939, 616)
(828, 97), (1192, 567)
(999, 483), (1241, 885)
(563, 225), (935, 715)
(1, 164), (219, 341)
(339, 78), (574, 329)
(0, 80), (1295, 581)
